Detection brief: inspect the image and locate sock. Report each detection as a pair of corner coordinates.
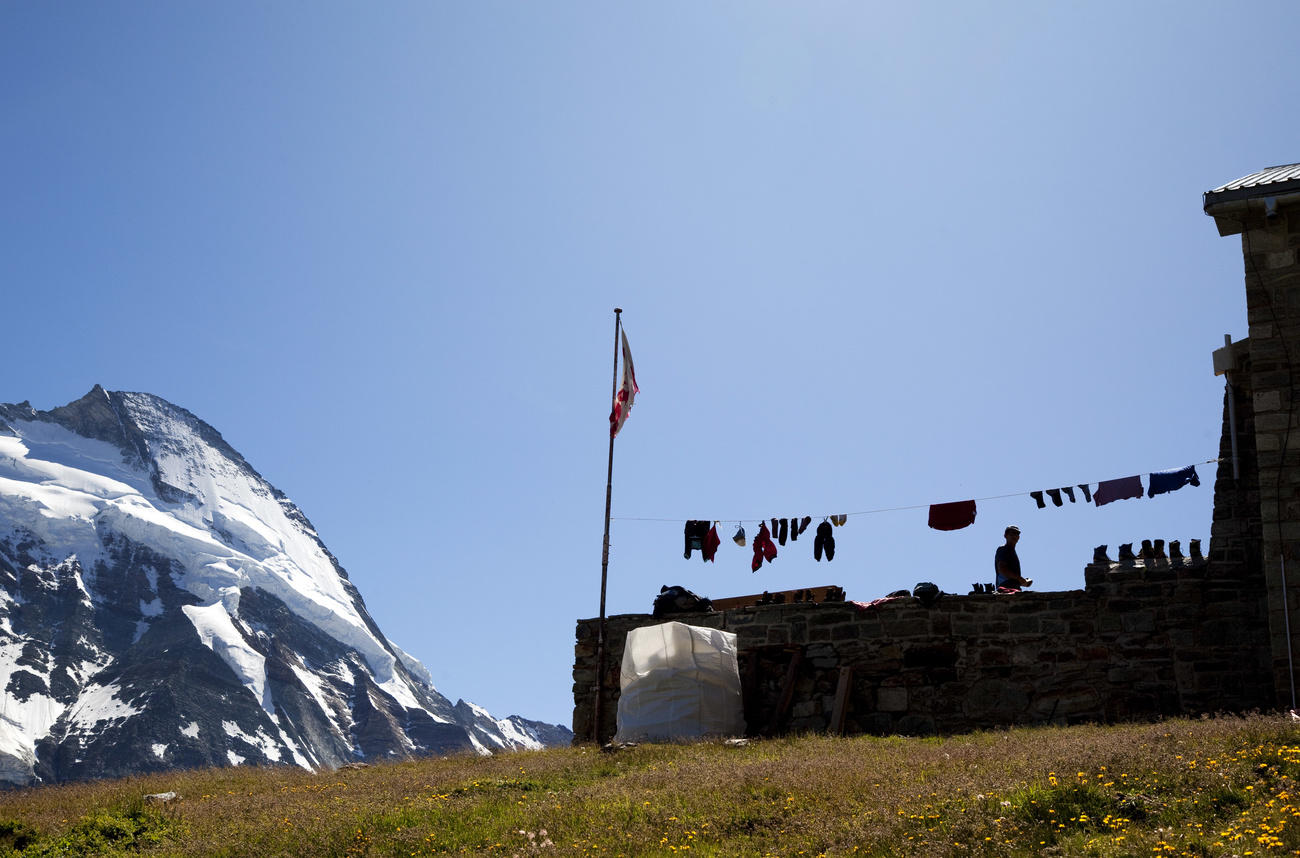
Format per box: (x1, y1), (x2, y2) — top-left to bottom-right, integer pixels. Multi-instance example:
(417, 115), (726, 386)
(1046, 488), (1063, 507)
(1078, 484), (1092, 503)
(1030, 491), (1045, 509)
(1062, 486), (1076, 503)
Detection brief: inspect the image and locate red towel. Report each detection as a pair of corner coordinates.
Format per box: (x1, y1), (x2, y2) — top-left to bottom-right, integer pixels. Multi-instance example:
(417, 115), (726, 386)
(703, 525), (721, 562)
(928, 499), (977, 531)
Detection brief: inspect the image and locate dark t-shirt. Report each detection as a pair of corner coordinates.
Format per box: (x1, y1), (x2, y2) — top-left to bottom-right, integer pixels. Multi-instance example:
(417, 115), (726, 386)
(994, 545), (1020, 588)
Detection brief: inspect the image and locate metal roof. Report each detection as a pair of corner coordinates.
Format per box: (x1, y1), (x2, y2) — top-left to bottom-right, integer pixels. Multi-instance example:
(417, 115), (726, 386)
(1204, 162), (1300, 208)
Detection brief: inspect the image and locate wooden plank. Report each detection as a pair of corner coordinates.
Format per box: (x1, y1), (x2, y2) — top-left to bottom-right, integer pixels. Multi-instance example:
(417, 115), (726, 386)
(829, 666), (854, 736)
(710, 585), (843, 612)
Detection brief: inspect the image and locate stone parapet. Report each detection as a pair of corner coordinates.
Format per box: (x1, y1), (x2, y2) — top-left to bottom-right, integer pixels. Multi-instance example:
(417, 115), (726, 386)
(573, 553), (1271, 743)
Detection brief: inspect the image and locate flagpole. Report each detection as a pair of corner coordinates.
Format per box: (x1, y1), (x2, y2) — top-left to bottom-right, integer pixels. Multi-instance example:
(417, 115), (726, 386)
(593, 307), (621, 743)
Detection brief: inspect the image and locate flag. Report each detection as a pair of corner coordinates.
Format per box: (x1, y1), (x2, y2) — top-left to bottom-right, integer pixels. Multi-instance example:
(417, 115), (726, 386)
(609, 329), (639, 438)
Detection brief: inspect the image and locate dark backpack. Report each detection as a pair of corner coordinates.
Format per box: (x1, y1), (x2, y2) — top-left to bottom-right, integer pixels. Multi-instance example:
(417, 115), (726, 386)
(912, 582), (942, 606)
(652, 585), (715, 618)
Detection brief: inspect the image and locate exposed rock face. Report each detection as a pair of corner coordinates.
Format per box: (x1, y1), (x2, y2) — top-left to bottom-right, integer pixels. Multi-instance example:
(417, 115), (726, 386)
(0, 387), (569, 787)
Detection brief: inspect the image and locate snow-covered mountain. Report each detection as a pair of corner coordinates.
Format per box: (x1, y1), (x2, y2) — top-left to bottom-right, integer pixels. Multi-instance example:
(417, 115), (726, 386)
(0, 387), (569, 786)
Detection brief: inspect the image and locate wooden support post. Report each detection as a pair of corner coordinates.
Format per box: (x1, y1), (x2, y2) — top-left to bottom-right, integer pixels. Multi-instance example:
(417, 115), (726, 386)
(829, 666), (854, 736)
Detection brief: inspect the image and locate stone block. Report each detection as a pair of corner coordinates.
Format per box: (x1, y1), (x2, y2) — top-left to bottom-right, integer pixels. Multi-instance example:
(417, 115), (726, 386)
(895, 714), (937, 735)
(877, 686), (908, 712)
(978, 648), (1010, 666)
(963, 677), (1030, 719)
(1009, 616), (1040, 635)
(808, 610), (855, 627)
(831, 624), (860, 641)
(1121, 612), (1156, 633)
(1256, 390), (1283, 412)
(1039, 618), (1068, 635)
(883, 616), (933, 638)
(903, 643), (958, 669)
(792, 700), (821, 719)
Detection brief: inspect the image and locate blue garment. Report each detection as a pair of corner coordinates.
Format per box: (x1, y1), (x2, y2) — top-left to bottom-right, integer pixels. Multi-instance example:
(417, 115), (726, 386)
(1148, 465), (1201, 498)
(994, 545), (1020, 589)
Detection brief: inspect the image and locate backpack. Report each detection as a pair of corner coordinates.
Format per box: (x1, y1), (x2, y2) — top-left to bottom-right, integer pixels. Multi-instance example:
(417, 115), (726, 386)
(652, 585), (715, 618)
(912, 582), (942, 606)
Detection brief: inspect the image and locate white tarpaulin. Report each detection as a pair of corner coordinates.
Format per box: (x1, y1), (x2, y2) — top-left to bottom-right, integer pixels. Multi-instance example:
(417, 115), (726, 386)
(613, 621), (746, 743)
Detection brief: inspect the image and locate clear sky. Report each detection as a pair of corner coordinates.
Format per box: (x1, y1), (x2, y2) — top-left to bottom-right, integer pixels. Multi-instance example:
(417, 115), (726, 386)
(3, 2), (1299, 729)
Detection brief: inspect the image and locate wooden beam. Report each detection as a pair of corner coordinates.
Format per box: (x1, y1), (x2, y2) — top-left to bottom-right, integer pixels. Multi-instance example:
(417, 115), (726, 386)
(829, 667), (854, 736)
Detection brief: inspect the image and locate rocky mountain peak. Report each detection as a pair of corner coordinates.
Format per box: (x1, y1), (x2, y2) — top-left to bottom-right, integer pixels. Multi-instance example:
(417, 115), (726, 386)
(0, 388), (569, 786)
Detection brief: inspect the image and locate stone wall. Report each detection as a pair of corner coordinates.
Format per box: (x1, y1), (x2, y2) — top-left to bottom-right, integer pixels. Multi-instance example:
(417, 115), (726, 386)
(1205, 185), (1300, 709)
(573, 550), (1273, 743)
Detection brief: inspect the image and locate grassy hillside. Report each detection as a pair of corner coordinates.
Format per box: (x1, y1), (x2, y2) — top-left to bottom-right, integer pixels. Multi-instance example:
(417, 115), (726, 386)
(2, 714), (1299, 856)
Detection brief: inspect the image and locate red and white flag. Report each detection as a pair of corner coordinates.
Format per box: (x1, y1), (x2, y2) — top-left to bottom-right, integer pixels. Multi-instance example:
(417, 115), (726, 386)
(609, 329), (639, 438)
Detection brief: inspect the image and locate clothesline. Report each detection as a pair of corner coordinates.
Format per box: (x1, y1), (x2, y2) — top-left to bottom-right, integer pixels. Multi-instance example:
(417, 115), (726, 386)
(609, 458), (1221, 524)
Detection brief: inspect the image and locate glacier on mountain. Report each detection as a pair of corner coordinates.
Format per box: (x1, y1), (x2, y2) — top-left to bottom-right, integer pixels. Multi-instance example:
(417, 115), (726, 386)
(0, 386), (569, 786)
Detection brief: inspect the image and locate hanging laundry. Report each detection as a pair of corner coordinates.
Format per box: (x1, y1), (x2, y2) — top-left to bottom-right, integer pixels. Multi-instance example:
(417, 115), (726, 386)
(790, 516), (800, 541)
(778, 518), (789, 546)
(831, 514), (847, 526)
(732, 524), (747, 547)
(1030, 491), (1046, 509)
(703, 524), (721, 562)
(1062, 486), (1076, 503)
(814, 520), (836, 561)
(1148, 465), (1201, 498)
(683, 520), (710, 559)
(1046, 488), (1063, 507)
(1094, 475), (1143, 506)
(752, 522), (777, 572)
(1077, 484), (1093, 503)
(927, 500), (977, 531)
(797, 516), (812, 535)
(771, 518), (779, 538)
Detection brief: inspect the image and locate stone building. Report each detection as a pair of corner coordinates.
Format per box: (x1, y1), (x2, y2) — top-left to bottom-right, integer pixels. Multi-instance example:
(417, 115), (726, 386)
(572, 162), (1300, 744)
(1204, 162), (1300, 712)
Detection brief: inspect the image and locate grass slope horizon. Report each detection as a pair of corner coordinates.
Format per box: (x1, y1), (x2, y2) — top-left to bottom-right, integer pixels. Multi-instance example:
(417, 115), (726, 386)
(2, 713), (1300, 856)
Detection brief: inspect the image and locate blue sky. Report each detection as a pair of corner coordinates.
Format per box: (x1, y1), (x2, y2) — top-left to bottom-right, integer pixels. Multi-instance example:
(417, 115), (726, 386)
(3, 2), (1298, 728)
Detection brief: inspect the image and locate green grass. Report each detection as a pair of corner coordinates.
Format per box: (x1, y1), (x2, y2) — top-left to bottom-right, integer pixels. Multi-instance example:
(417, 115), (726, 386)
(3, 713), (1300, 856)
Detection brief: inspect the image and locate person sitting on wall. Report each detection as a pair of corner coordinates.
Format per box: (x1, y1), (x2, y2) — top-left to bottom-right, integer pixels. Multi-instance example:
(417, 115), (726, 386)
(995, 525), (1033, 592)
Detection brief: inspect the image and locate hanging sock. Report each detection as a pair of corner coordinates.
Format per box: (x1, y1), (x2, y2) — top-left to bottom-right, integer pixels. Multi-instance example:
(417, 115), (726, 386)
(1062, 486), (1076, 503)
(798, 516), (812, 535)
(778, 518), (789, 546)
(927, 500), (977, 531)
(1094, 476), (1143, 506)
(1148, 465), (1201, 498)
(1046, 488), (1063, 507)
(751, 522), (778, 572)
(732, 524), (747, 547)
(702, 524), (721, 562)
(1030, 491), (1046, 509)
(814, 520), (836, 561)
(683, 520), (709, 559)
(771, 518), (779, 538)
(1077, 484), (1093, 503)
(789, 516), (799, 541)
(831, 514), (847, 526)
